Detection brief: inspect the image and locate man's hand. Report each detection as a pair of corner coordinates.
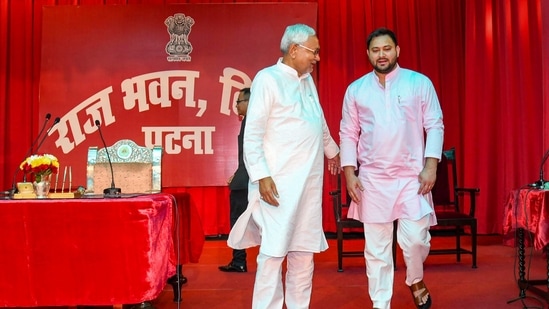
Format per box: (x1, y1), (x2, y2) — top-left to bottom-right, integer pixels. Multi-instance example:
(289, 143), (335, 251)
(327, 153), (341, 175)
(418, 157), (438, 194)
(259, 176), (279, 206)
(343, 166), (363, 203)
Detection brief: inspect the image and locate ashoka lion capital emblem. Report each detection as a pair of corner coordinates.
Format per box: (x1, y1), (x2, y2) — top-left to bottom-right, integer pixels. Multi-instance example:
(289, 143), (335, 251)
(165, 13), (195, 62)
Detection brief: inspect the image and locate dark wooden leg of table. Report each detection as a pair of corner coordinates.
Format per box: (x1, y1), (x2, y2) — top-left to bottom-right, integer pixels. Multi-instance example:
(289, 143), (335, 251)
(167, 264), (187, 302)
(515, 228), (549, 304)
(517, 227), (528, 298)
(167, 192), (191, 303)
(508, 227), (530, 305)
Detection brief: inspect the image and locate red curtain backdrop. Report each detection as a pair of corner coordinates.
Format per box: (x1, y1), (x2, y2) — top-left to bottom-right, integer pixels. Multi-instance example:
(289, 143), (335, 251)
(1, 0), (546, 236)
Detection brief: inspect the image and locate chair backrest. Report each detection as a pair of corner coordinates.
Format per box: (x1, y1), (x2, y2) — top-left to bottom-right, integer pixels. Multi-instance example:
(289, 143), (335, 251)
(86, 139), (162, 194)
(332, 174), (345, 222)
(431, 147), (459, 212)
(332, 169), (358, 222)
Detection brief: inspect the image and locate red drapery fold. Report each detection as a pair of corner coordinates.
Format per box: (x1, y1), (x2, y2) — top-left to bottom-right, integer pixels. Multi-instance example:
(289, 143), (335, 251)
(463, 0), (544, 233)
(1, 0), (546, 236)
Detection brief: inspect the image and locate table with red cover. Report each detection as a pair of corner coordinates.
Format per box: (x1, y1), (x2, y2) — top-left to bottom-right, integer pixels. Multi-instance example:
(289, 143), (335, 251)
(0, 193), (176, 306)
(503, 188), (549, 250)
(502, 188), (549, 303)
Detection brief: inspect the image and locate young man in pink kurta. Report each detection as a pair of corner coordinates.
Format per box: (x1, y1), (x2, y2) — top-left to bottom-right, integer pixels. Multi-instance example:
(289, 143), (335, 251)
(339, 27), (444, 309)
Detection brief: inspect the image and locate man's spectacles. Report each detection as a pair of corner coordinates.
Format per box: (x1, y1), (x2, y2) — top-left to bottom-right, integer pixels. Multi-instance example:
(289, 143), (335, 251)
(236, 99), (248, 104)
(297, 44), (320, 56)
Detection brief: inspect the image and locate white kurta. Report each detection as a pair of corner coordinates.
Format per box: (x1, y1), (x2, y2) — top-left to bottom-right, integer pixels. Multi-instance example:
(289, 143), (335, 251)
(339, 65), (444, 224)
(228, 59), (339, 257)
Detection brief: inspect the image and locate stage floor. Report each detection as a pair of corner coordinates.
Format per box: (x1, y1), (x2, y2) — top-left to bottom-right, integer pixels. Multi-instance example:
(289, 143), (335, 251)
(153, 234), (547, 309)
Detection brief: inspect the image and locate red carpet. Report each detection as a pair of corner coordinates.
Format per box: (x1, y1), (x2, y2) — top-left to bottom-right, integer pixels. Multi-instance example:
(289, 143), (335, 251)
(152, 235), (548, 309)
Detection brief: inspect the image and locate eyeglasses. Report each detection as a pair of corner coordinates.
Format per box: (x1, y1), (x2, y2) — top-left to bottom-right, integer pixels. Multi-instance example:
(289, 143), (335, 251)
(236, 99), (248, 104)
(297, 44), (320, 56)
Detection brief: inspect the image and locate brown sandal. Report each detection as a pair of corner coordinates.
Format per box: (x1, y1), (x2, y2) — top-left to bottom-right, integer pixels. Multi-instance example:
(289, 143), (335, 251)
(410, 280), (432, 309)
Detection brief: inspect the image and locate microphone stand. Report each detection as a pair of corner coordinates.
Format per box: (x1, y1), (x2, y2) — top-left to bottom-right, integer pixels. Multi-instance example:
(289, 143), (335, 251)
(6, 114), (51, 198)
(529, 148), (549, 188)
(35, 117), (61, 154)
(94, 120), (121, 198)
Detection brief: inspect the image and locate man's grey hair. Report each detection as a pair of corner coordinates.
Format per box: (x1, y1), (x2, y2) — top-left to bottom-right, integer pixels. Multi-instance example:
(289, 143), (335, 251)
(280, 24), (316, 54)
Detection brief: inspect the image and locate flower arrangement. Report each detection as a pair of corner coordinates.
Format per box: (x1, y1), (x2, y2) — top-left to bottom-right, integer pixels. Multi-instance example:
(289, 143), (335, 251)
(20, 154), (59, 183)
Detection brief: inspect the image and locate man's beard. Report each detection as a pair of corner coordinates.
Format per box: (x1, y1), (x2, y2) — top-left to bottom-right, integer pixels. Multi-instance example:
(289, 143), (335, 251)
(373, 58), (397, 74)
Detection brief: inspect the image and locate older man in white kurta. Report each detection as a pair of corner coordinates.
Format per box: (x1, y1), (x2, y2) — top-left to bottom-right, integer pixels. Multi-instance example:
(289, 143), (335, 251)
(228, 26), (339, 309)
(340, 60), (444, 309)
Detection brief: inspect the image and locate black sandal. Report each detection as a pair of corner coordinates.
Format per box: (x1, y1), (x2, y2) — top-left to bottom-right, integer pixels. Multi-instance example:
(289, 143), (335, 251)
(410, 280), (432, 309)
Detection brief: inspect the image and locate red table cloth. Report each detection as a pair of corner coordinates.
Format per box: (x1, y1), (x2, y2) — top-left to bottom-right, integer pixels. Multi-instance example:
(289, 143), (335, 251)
(0, 193), (175, 306)
(503, 188), (549, 250)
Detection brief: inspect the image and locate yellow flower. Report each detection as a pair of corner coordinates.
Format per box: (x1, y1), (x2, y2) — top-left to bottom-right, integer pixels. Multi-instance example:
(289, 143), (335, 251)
(20, 154), (59, 183)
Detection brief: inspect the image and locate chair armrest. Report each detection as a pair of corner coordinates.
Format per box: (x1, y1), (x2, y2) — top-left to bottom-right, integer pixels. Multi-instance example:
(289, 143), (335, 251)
(455, 187), (480, 217)
(455, 187), (480, 194)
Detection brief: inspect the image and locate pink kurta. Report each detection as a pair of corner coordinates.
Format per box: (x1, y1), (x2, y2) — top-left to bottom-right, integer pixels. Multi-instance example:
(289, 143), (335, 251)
(339, 65), (444, 224)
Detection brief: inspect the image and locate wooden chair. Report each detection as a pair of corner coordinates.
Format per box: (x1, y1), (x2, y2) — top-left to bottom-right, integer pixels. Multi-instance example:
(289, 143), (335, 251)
(429, 147), (479, 268)
(330, 147), (479, 271)
(330, 174), (397, 272)
(86, 139), (162, 194)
